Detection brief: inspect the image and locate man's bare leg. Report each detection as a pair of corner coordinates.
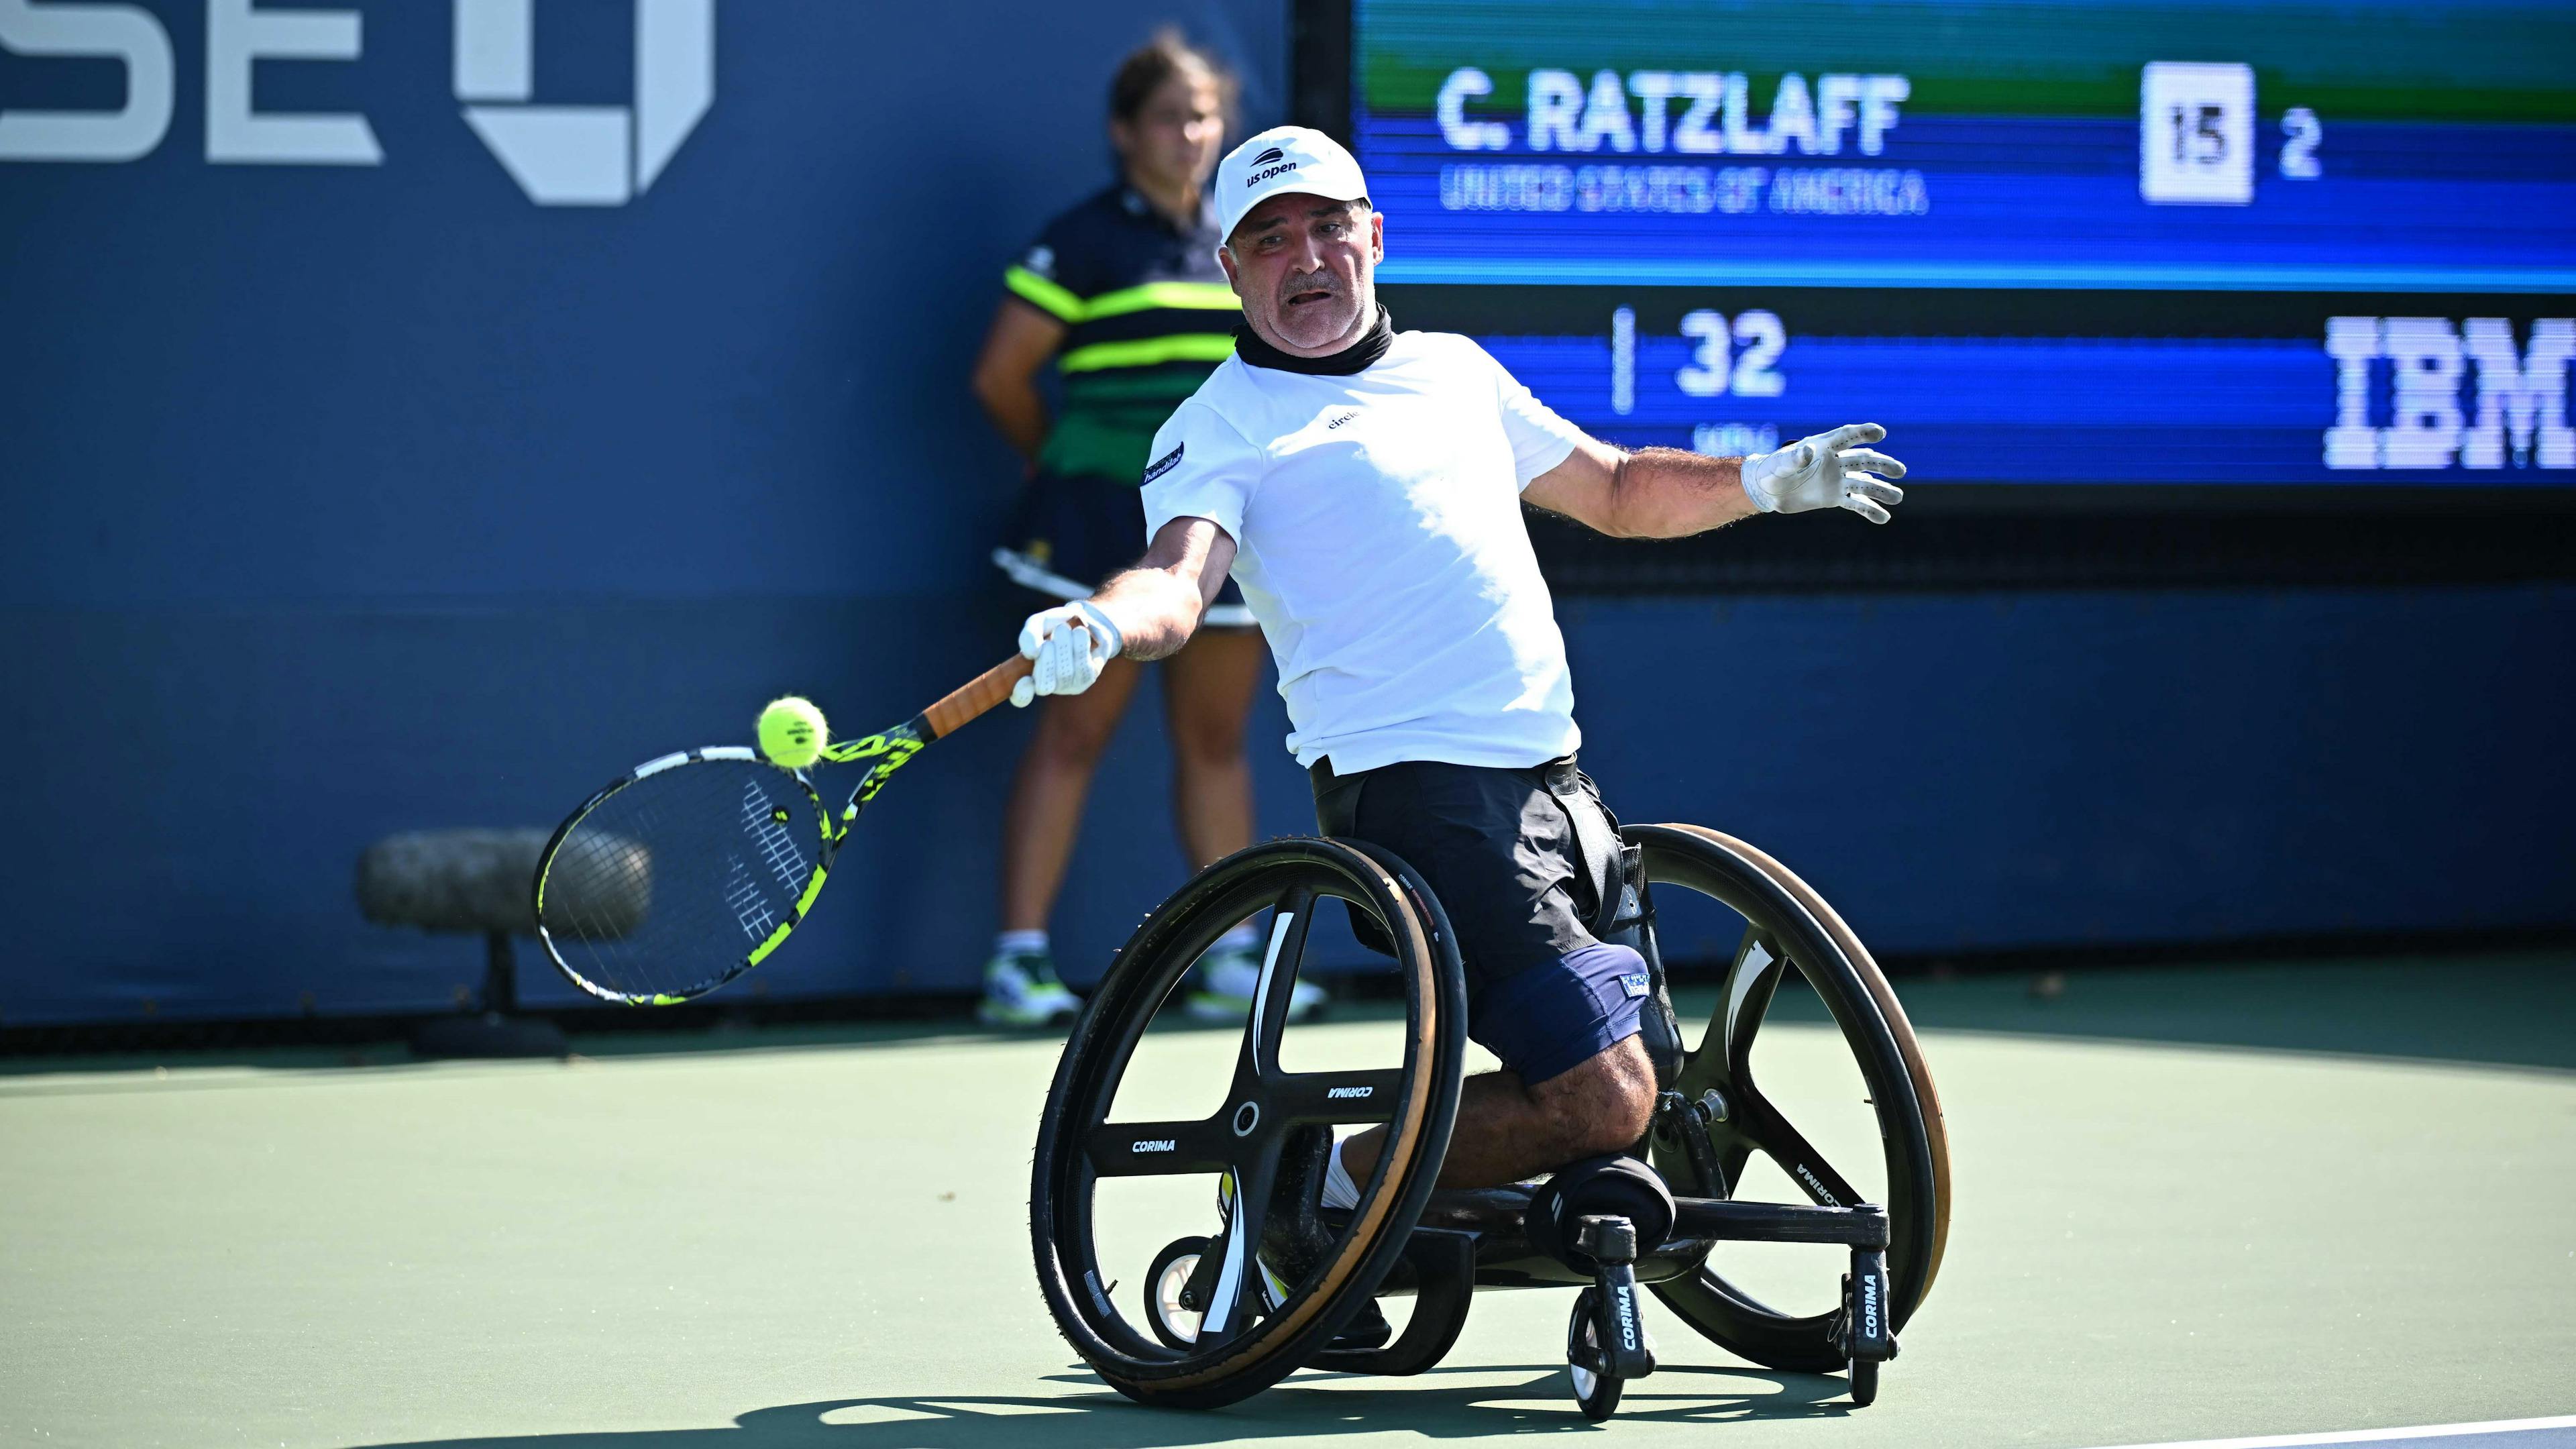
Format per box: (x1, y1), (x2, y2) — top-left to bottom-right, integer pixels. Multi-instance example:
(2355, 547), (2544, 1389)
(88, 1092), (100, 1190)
(1338, 1034), (1658, 1191)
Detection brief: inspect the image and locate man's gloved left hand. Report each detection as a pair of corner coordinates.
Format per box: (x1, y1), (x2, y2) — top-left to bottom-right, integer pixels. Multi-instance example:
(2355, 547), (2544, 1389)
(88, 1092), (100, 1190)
(1741, 423), (1907, 524)
(1011, 600), (1124, 708)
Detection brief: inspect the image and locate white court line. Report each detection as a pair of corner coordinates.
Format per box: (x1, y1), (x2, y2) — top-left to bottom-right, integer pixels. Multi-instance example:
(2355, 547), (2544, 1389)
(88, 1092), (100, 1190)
(2086, 1416), (2576, 1449)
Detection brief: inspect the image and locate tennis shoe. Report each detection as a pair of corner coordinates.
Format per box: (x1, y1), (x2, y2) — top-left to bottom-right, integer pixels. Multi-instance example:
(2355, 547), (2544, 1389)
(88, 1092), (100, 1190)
(1212, 1126), (1391, 1350)
(976, 949), (1081, 1028)
(1186, 942), (1329, 1024)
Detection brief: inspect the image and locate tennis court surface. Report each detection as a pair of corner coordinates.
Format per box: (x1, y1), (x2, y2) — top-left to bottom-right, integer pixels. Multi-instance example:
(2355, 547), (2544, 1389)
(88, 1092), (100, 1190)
(4, 953), (2569, 1448)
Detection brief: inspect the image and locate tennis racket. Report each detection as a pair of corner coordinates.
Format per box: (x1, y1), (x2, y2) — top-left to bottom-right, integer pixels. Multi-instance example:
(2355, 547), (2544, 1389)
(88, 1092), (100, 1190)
(531, 653), (1034, 1005)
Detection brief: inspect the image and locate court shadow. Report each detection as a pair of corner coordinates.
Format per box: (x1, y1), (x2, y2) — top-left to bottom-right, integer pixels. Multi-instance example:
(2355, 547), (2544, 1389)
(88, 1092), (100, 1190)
(352, 1362), (1851, 1447)
(1686, 951), (2576, 1075)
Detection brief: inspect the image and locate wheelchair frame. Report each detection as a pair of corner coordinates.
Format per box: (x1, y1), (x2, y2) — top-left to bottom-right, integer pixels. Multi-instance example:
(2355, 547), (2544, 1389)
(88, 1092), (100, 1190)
(1029, 823), (1949, 1419)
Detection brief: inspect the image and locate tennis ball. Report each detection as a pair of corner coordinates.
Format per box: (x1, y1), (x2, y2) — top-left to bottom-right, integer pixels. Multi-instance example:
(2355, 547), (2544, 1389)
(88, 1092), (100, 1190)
(757, 696), (827, 769)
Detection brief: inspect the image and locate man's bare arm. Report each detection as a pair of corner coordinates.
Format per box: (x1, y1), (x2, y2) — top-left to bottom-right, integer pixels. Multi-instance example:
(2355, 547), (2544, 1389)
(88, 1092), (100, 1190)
(1088, 517), (1239, 660)
(1522, 437), (1757, 539)
(1524, 425), (1907, 537)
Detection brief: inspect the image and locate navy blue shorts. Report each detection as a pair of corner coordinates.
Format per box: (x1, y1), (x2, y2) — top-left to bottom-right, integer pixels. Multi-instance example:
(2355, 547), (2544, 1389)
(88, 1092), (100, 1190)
(1311, 757), (1648, 1085)
(996, 470), (1251, 626)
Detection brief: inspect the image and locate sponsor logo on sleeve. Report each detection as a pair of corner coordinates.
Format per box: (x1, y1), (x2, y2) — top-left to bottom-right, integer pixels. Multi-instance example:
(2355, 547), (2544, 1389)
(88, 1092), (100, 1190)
(1142, 443), (1185, 485)
(1618, 971), (1652, 998)
(1024, 245), (1055, 278)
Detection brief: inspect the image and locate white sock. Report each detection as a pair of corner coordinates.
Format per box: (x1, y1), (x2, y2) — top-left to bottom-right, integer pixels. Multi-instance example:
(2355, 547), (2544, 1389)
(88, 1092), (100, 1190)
(1320, 1135), (1360, 1210)
(1214, 923), (1263, 953)
(995, 929), (1049, 957)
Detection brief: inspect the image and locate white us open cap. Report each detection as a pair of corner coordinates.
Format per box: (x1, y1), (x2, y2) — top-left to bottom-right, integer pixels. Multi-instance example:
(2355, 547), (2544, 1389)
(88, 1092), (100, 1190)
(1214, 125), (1371, 243)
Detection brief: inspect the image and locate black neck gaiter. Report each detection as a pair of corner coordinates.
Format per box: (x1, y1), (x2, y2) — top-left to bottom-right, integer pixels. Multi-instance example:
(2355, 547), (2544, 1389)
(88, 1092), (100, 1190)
(1234, 303), (1394, 376)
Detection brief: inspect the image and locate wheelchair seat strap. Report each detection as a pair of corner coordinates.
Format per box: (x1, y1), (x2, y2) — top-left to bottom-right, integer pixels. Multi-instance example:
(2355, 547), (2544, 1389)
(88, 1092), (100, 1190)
(1541, 758), (1626, 941)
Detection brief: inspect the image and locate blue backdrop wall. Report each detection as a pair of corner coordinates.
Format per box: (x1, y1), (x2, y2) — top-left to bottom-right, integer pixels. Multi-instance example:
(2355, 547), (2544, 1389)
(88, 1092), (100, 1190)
(3, 3), (2570, 1026)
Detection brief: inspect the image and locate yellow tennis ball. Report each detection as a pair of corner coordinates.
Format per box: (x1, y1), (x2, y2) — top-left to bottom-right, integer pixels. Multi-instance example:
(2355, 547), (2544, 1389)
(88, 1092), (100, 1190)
(757, 696), (827, 769)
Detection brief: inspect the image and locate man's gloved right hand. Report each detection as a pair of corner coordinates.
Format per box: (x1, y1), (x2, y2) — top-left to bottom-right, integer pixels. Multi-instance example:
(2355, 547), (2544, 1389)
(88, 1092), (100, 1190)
(1741, 423), (1907, 524)
(1011, 600), (1124, 708)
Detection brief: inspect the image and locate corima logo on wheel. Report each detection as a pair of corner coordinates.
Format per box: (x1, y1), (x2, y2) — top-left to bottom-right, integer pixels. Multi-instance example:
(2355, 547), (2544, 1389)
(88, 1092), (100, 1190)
(1131, 1139), (1177, 1153)
(1792, 1163), (1841, 1206)
(457, 0), (716, 206)
(1325, 1085), (1373, 1099)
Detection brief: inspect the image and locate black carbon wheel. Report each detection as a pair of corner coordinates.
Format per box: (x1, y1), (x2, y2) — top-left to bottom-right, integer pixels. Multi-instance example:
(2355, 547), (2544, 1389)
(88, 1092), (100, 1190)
(1031, 837), (1469, 1409)
(1633, 824), (1953, 1375)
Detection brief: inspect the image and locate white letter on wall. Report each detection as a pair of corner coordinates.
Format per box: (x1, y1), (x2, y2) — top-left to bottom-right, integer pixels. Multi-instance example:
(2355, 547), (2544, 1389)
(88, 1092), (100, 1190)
(206, 0), (382, 164)
(0, 0), (172, 162)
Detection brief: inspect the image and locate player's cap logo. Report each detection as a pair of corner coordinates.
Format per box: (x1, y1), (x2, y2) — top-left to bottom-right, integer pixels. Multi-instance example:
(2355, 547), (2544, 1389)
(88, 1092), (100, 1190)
(1251, 147), (1285, 166)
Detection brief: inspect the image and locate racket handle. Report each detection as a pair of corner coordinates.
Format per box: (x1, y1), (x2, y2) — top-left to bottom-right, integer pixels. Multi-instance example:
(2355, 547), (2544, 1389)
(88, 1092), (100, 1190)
(923, 655), (1035, 739)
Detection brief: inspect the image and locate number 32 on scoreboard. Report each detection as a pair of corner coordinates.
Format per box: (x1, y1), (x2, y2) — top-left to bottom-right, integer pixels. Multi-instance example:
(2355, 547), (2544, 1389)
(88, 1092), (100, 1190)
(1611, 307), (1785, 415)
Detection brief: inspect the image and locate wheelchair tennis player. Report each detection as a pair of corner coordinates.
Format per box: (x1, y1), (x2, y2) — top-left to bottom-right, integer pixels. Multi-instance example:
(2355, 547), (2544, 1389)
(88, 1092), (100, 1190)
(1011, 125), (1904, 1330)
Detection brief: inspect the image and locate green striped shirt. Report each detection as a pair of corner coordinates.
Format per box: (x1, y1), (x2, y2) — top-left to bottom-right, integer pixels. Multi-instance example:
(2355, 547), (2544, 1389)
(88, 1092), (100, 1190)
(1006, 184), (1239, 482)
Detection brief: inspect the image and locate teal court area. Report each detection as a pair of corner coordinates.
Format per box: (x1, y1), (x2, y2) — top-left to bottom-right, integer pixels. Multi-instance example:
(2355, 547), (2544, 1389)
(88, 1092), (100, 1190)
(3, 955), (2570, 1449)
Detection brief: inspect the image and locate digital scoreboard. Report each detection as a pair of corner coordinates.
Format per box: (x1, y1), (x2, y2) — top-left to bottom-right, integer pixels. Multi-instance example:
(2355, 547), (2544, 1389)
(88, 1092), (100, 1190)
(1338, 0), (2576, 490)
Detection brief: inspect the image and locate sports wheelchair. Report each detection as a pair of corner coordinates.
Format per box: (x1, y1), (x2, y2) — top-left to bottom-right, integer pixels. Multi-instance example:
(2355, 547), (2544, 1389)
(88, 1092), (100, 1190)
(1030, 824), (1950, 1421)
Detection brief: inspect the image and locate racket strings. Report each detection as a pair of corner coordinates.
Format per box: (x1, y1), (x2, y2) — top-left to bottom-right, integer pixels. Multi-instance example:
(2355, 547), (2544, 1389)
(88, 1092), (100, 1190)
(540, 760), (827, 1001)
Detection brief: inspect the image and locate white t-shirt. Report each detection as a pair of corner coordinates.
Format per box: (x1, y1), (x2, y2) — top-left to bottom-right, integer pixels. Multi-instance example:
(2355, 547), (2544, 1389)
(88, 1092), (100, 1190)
(1140, 329), (1591, 773)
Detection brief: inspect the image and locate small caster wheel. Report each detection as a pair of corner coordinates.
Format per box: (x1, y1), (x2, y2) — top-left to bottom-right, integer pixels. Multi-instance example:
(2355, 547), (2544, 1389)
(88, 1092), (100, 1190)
(1143, 1235), (1212, 1350)
(1567, 1288), (1624, 1421)
(1849, 1356), (1879, 1407)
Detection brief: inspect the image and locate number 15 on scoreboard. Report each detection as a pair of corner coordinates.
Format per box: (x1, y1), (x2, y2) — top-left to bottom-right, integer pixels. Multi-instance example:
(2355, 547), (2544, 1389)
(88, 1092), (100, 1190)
(2140, 62), (2255, 205)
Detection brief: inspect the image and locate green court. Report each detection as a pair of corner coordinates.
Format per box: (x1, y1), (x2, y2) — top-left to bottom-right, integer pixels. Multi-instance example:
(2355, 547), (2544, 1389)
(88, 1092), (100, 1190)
(5, 954), (2570, 1449)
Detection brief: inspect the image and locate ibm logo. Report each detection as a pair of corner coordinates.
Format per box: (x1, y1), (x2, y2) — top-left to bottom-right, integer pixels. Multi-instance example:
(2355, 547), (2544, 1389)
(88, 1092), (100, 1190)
(2325, 318), (2574, 471)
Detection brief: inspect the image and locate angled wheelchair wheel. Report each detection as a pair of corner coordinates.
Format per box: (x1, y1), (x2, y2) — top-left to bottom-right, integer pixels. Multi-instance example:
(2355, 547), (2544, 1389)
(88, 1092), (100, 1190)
(1631, 824), (1953, 1375)
(1030, 837), (1470, 1409)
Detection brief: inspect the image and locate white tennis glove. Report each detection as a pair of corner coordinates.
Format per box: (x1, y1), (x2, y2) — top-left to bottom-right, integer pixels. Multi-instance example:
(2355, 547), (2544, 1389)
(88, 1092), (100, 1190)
(1012, 600), (1125, 708)
(1740, 423), (1907, 524)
